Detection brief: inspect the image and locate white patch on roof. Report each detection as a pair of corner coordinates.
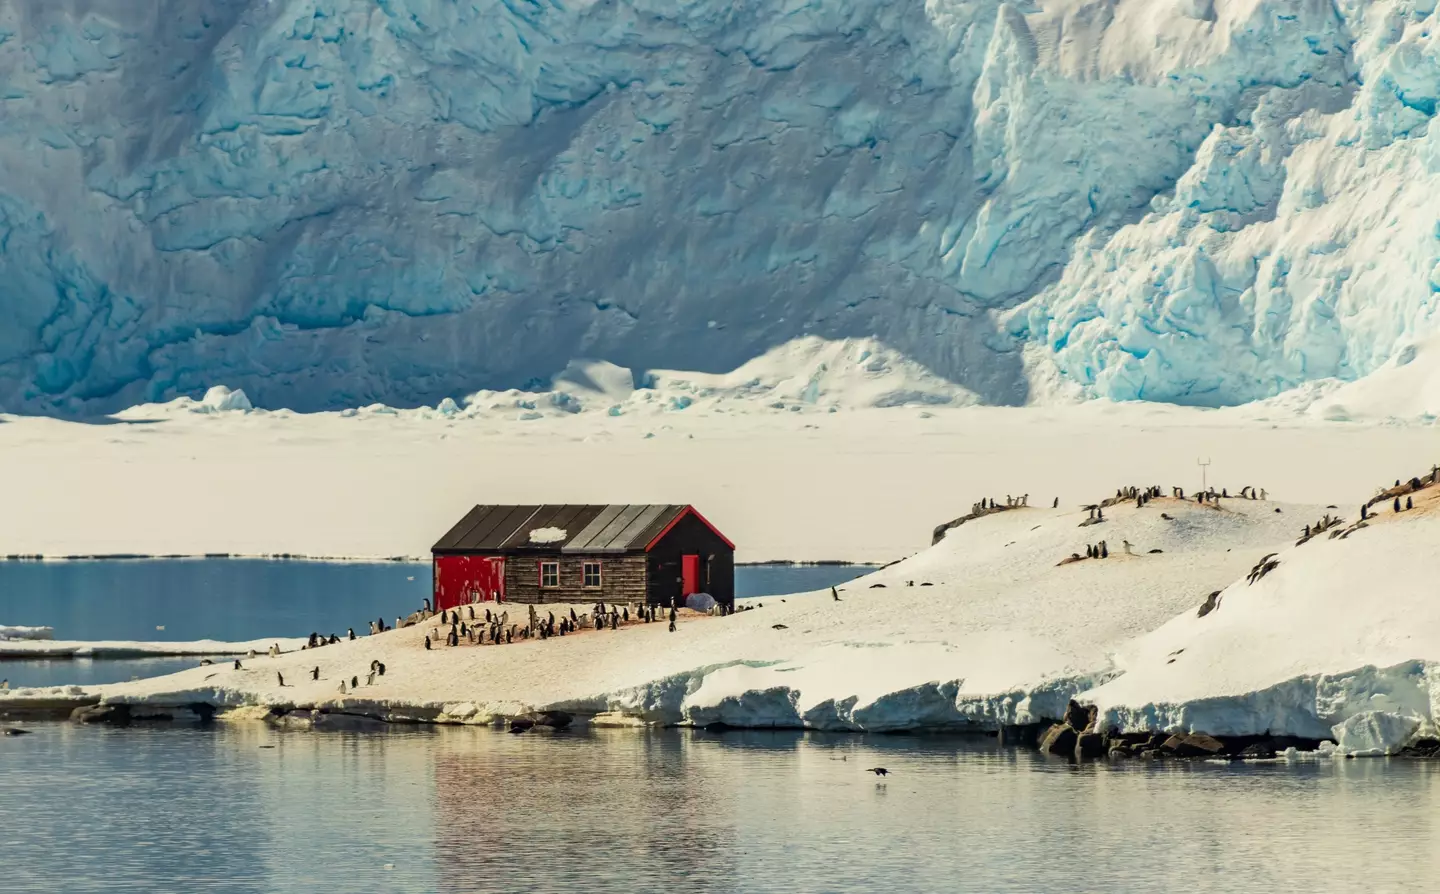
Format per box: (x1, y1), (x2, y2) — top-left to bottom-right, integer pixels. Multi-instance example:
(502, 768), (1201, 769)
(529, 527), (567, 544)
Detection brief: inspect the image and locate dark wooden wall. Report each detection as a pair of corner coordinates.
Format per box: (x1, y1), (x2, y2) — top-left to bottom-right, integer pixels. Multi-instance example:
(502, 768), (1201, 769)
(501, 553), (648, 605)
(646, 513), (735, 606)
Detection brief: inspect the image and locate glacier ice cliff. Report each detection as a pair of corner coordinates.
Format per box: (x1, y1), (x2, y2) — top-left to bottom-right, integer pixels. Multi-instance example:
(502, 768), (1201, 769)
(0, 0), (1434, 413)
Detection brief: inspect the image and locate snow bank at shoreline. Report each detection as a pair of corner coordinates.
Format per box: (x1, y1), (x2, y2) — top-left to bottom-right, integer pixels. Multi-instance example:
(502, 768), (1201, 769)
(0, 625), (54, 641)
(0, 637), (307, 660)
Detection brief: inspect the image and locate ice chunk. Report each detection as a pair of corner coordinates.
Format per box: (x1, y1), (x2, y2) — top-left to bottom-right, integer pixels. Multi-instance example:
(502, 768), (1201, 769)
(1332, 711), (1421, 757)
(200, 386), (252, 413)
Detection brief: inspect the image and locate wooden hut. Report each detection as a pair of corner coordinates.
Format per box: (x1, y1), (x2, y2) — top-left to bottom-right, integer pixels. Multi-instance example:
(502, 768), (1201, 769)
(430, 504), (734, 611)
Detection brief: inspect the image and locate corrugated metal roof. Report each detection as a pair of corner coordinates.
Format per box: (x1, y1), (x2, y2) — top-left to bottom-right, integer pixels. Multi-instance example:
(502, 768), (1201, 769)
(432, 505), (693, 554)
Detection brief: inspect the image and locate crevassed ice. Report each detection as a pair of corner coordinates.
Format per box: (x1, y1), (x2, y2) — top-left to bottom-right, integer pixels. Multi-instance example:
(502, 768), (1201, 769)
(0, 0), (1434, 413)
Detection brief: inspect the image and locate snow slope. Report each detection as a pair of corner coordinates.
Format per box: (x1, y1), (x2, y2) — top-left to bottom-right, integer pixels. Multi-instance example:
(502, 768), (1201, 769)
(10, 472), (1440, 749)
(0, 493), (1323, 730)
(1088, 487), (1440, 746)
(3, 0), (1438, 413)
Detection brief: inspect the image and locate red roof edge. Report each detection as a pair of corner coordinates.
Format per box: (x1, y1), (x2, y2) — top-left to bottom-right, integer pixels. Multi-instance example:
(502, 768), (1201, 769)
(644, 505), (735, 552)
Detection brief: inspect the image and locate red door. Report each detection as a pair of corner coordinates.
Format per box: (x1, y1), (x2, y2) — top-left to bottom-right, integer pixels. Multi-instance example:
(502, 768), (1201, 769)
(434, 555), (505, 611)
(682, 555), (700, 596)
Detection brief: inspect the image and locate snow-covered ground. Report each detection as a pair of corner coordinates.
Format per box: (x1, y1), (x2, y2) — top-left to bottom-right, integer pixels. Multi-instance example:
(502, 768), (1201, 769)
(9, 473), (1440, 755)
(2, 391), (1438, 564)
(0, 637), (306, 660)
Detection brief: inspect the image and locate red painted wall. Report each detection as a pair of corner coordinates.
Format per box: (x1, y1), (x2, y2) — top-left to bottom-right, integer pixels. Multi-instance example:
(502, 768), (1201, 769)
(434, 555), (505, 611)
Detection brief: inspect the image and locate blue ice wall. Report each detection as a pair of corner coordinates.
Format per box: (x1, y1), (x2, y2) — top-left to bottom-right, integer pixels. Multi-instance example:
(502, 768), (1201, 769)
(0, 0), (1427, 412)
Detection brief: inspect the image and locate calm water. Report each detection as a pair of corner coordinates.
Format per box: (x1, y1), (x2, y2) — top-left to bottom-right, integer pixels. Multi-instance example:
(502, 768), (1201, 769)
(1, 724), (1436, 894)
(0, 561), (868, 688)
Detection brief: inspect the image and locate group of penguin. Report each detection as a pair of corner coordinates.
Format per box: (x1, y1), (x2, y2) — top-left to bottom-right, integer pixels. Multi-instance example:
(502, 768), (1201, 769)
(420, 598), (686, 651)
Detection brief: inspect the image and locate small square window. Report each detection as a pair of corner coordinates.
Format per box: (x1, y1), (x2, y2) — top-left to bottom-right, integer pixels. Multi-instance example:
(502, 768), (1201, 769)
(583, 561), (602, 589)
(540, 561), (559, 588)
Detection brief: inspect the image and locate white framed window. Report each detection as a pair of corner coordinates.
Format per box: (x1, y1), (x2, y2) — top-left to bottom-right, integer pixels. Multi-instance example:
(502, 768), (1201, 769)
(583, 561), (602, 589)
(540, 561), (559, 588)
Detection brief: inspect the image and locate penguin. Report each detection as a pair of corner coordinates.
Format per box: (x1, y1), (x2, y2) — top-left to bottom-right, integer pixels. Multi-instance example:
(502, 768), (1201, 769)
(1086, 544), (1094, 559)
(425, 635), (432, 650)
(200, 658), (213, 666)
(831, 586), (841, 602)
(1361, 504), (1368, 520)
(311, 666), (319, 681)
(276, 672), (286, 687)
(505, 629), (513, 644)
(1053, 497), (1059, 508)
(460, 622), (468, 637)
(1407, 496), (1414, 510)
(348, 628), (355, 641)
(1395, 496), (1402, 513)
(1100, 541), (1108, 559)
(485, 608), (492, 623)
(351, 676), (359, 689)
(668, 618), (677, 633)
(339, 680), (347, 694)
(366, 672), (376, 686)
(1097, 508), (1104, 521)
(468, 606), (475, 621)
(234, 659), (243, 671)
(376, 662), (386, 676)
(328, 634), (339, 645)
(622, 607), (629, 623)
(423, 597), (432, 613)
(570, 608), (578, 624)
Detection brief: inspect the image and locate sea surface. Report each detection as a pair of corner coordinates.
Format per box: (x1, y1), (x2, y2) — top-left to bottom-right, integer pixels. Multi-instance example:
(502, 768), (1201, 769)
(2, 723), (1436, 894)
(0, 560), (867, 688)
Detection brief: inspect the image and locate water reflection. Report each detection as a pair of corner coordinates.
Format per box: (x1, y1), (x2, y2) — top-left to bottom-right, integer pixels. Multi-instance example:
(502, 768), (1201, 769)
(5, 723), (1437, 893)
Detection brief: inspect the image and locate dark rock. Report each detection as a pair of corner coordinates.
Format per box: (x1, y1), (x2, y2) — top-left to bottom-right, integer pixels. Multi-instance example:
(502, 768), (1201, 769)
(1062, 700), (1092, 732)
(1075, 732), (1107, 761)
(510, 717), (536, 732)
(533, 711), (573, 729)
(312, 713), (389, 733)
(1162, 733), (1227, 757)
(869, 584), (886, 588)
(1399, 738), (1440, 759)
(71, 703), (131, 726)
(997, 722), (1044, 748)
(1040, 724), (1078, 757)
(1197, 591), (1222, 618)
(1238, 744), (1277, 760)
